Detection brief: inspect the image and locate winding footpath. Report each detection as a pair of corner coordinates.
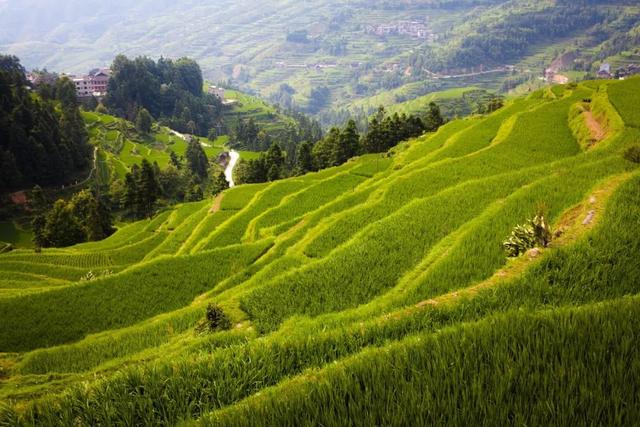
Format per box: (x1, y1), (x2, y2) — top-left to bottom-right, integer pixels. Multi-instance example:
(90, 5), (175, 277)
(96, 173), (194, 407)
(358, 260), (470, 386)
(224, 150), (240, 188)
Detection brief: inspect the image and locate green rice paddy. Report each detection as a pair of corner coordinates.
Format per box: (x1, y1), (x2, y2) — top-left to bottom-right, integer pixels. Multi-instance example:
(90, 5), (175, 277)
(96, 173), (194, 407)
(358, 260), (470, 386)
(1, 77), (639, 425)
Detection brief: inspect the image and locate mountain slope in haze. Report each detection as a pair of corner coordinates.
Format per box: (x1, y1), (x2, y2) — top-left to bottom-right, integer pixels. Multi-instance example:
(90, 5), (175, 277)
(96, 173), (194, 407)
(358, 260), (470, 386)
(0, 77), (639, 424)
(3, 0), (638, 123)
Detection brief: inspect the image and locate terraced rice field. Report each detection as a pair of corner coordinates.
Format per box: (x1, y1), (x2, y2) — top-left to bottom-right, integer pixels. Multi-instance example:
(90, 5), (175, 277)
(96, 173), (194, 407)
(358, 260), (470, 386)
(1, 78), (639, 425)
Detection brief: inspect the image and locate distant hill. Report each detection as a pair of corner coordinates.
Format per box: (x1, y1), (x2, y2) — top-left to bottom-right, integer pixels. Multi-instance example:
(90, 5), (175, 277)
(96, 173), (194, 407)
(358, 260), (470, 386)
(2, 0), (638, 123)
(1, 77), (639, 424)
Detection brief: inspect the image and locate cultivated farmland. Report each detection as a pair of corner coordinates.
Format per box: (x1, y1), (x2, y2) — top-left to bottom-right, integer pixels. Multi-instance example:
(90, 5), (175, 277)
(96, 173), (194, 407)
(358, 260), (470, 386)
(1, 78), (639, 425)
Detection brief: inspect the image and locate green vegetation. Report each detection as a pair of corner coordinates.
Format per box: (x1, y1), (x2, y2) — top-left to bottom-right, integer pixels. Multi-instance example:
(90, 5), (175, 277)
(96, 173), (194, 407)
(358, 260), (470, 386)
(0, 56), (92, 193)
(0, 78), (639, 425)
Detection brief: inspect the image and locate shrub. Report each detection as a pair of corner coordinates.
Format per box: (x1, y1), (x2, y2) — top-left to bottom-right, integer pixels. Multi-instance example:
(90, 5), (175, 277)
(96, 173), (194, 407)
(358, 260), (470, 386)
(623, 146), (640, 164)
(205, 303), (232, 332)
(503, 214), (552, 257)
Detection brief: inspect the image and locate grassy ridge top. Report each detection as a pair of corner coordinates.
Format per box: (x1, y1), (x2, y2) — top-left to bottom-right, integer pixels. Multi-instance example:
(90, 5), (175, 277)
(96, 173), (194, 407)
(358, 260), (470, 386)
(0, 77), (639, 424)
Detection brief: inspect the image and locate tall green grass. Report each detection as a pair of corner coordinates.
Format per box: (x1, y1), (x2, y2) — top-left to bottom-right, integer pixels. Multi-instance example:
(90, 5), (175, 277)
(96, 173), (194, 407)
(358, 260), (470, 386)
(0, 241), (271, 351)
(2, 142), (638, 427)
(608, 77), (640, 128)
(199, 297), (640, 426)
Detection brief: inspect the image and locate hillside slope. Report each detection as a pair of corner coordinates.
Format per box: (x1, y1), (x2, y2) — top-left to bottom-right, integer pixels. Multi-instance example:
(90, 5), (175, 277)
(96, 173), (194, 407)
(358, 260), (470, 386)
(3, 0), (638, 121)
(0, 78), (639, 425)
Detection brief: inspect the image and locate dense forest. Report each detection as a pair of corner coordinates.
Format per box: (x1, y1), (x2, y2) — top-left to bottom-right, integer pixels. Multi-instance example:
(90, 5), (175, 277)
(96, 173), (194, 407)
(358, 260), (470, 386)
(0, 56), (92, 193)
(105, 55), (224, 137)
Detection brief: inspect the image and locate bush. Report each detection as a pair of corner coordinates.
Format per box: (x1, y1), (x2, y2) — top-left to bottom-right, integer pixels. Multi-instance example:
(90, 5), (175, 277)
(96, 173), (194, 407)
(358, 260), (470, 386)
(205, 303), (232, 332)
(623, 145), (640, 164)
(503, 214), (552, 257)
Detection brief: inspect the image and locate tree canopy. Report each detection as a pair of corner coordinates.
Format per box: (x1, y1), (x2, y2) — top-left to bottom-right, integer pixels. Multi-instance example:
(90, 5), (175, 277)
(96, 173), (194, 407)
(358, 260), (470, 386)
(0, 55), (92, 193)
(105, 55), (223, 136)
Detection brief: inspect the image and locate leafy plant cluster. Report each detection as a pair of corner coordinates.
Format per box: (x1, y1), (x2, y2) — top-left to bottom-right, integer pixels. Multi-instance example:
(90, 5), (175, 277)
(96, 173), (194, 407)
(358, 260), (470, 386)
(32, 189), (114, 248)
(503, 213), (552, 257)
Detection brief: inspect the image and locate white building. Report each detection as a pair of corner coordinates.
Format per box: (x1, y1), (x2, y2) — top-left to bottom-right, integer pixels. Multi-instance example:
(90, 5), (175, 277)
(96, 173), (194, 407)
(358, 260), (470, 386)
(208, 85), (226, 100)
(71, 68), (111, 98)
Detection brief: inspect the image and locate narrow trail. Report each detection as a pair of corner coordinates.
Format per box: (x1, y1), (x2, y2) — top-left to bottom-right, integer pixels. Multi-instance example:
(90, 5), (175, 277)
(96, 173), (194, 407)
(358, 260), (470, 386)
(210, 193), (225, 214)
(403, 172), (632, 314)
(584, 111), (607, 144)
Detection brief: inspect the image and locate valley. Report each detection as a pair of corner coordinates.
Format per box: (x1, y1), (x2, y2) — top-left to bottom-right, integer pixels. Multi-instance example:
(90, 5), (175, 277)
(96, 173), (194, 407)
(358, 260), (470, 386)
(1, 1), (640, 424)
(1, 76), (639, 424)
(2, 1), (639, 125)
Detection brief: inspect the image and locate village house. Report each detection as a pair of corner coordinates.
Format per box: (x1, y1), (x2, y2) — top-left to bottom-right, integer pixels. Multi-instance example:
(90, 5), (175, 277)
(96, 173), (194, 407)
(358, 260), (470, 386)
(597, 63), (612, 79)
(615, 64), (640, 79)
(71, 68), (111, 98)
(208, 85), (226, 100)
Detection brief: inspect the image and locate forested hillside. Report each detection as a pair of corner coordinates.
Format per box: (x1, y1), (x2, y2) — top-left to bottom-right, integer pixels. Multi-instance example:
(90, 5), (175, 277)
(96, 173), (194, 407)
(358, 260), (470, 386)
(1, 77), (639, 424)
(0, 56), (91, 193)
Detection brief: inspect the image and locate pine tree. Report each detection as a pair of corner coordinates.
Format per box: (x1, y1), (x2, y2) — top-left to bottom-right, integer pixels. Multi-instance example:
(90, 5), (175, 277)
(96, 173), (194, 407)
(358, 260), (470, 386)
(210, 172), (229, 196)
(265, 142), (284, 170)
(295, 141), (315, 175)
(337, 119), (360, 164)
(135, 107), (153, 134)
(137, 159), (161, 218)
(424, 102), (444, 132)
(169, 151), (182, 169)
(185, 139), (209, 179)
(30, 185), (48, 213)
(313, 128), (340, 169)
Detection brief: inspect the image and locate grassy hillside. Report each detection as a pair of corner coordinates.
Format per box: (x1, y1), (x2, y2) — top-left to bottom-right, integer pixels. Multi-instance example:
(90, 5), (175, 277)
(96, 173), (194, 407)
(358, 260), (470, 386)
(0, 77), (639, 425)
(84, 111), (260, 186)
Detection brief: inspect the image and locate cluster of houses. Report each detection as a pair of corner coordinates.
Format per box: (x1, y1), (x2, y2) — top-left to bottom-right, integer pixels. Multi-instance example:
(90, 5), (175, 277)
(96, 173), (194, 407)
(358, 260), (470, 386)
(365, 21), (434, 41)
(598, 63), (640, 80)
(208, 85), (226, 100)
(544, 61), (640, 84)
(275, 61), (338, 70)
(25, 67), (111, 99)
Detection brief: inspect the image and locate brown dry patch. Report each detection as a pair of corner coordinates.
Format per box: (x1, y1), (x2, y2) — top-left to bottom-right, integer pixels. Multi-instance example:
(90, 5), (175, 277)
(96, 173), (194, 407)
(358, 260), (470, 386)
(210, 193), (224, 213)
(583, 111), (607, 146)
(0, 353), (19, 380)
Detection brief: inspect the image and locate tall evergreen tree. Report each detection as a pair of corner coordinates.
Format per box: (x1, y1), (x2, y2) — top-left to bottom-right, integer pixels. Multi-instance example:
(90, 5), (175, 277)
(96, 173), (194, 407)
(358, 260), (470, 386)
(135, 107), (153, 134)
(210, 172), (229, 196)
(295, 141), (315, 175)
(336, 119), (360, 164)
(185, 139), (209, 179)
(424, 102), (444, 132)
(136, 159), (161, 218)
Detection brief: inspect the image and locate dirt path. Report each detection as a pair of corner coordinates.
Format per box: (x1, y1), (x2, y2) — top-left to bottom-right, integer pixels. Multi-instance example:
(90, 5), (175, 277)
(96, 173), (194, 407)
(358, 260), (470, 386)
(584, 111), (607, 144)
(210, 193), (225, 213)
